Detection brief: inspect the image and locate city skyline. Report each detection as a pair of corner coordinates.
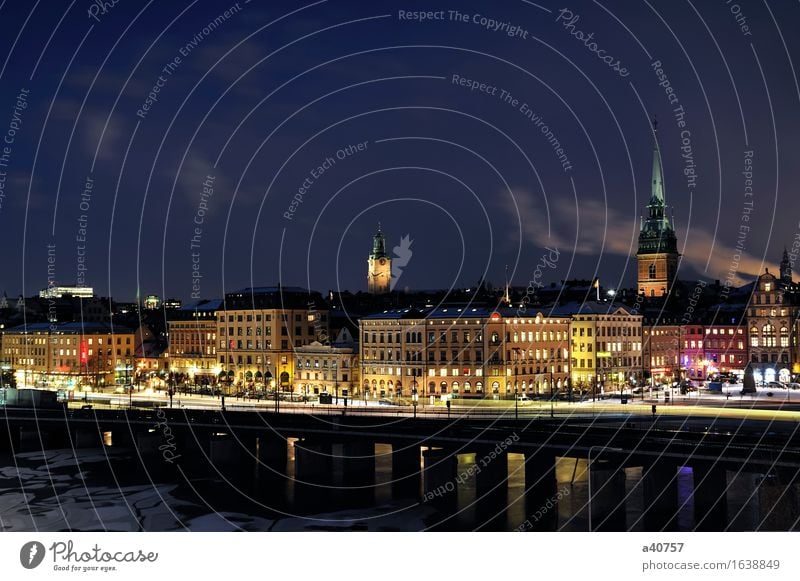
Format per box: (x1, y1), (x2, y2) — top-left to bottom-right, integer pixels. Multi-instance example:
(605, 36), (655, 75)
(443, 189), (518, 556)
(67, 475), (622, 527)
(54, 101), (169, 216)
(2, 0), (800, 541)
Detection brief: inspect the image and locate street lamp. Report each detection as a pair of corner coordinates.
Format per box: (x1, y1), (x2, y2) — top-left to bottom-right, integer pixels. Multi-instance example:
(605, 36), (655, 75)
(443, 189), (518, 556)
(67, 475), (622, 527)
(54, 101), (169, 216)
(333, 361), (339, 405)
(587, 445), (623, 532)
(265, 370), (275, 412)
(514, 384), (518, 420)
(412, 386), (418, 418)
(511, 347), (520, 418)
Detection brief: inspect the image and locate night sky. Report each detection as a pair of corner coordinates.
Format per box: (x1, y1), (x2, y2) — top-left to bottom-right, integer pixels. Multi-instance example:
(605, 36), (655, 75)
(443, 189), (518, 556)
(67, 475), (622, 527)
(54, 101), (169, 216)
(0, 0), (798, 302)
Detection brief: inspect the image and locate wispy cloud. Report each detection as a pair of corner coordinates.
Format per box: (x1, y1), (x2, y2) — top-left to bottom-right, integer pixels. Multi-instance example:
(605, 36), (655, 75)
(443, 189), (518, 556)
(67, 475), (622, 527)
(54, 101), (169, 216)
(500, 189), (767, 286)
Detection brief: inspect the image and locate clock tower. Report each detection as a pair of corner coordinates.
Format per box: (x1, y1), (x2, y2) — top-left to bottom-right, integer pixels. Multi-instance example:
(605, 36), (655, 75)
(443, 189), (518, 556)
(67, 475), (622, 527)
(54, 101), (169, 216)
(368, 225), (392, 294)
(637, 120), (680, 297)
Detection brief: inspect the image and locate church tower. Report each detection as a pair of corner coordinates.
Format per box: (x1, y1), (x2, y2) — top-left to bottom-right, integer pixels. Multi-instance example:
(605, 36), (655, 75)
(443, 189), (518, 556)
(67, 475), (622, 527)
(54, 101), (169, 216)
(636, 120), (680, 297)
(367, 225), (392, 294)
(780, 247), (793, 285)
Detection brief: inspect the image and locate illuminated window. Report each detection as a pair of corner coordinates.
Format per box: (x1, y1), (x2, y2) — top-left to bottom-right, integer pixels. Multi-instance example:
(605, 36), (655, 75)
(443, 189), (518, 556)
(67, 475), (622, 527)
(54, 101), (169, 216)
(763, 324), (776, 347)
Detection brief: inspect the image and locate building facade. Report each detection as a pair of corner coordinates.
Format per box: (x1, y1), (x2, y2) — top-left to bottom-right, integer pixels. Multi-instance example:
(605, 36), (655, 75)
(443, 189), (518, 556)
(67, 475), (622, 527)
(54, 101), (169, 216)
(38, 285), (94, 299)
(703, 324), (748, 378)
(1, 322), (134, 389)
(361, 307), (579, 400)
(504, 311), (571, 396)
(746, 269), (798, 383)
(215, 287), (329, 392)
(360, 310), (427, 399)
(681, 325), (706, 381)
(293, 328), (359, 399)
(167, 300), (220, 385)
(643, 324), (680, 385)
(569, 304), (644, 395)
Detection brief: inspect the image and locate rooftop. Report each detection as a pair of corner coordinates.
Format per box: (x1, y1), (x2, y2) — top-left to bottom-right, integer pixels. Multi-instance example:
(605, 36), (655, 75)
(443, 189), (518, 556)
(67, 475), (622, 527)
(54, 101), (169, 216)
(4, 321), (134, 334)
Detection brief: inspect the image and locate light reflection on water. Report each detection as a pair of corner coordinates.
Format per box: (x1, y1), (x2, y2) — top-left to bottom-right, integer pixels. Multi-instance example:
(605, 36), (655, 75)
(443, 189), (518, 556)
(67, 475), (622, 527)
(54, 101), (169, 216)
(0, 446), (778, 531)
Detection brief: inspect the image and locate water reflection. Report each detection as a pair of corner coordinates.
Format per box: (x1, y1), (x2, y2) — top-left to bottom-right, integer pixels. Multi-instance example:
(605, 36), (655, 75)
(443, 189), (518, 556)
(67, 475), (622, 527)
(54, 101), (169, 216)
(0, 445), (793, 531)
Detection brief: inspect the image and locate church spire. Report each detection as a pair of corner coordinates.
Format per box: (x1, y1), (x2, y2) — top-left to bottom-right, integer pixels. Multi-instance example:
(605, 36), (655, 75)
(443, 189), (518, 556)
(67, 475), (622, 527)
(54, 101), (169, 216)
(367, 223), (391, 294)
(780, 246), (792, 284)
(637, 119), (680, 298)
(503, 265), (511, 305)
(371, 224), (387, 258)
(651, 117), (665, 204)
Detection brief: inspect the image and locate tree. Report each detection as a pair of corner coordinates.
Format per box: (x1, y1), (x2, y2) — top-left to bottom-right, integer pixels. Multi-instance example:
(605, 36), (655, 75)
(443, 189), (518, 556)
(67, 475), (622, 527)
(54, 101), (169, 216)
(0, 369), (16, 388)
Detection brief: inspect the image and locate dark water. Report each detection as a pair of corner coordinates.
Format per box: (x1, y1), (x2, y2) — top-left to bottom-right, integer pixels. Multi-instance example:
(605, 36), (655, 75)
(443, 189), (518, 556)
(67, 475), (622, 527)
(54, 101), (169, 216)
(0, 443), (791, 531)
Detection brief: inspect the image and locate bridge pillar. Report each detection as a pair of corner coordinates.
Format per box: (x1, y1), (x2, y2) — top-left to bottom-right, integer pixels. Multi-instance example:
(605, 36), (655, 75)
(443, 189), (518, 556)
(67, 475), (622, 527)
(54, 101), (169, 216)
(0, 428), (11, 456)
(524, 452), (559, 531)
(209, 436), (239, 469)
(169, 428), (212, 475)
(112, 427), (135, 448)
(692, 462), (727, 531)
(474, 447), (509, 531)
(332, 441), (375, 507)
(256, 434), (288, 480)
(252, 434), (289, 504)
(128, 430), (162, 476)
(423, 447), (458, 515)
(391, 444), (421, 499)
(295, 440), (333, 482)
(135, 432), (163, 457)
(758, 467), (800, 530)
(590, 456), (627, 531)
(42, 426), (71, 449)
(0, 425), (17, 455)
(208, 433), (261, 488)
(294, 440), (333, 513)
(18, 426), (43, 453)
(642, 459), (679, 531)
(74, 427), (102, 449)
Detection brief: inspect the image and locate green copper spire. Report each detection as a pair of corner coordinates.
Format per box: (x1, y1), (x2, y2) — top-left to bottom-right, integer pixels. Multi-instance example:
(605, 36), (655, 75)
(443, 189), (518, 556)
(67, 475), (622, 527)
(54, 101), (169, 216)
(651, 117), (665, 204)
(638, 119), (678, 256)
(371, 224), (387, 258)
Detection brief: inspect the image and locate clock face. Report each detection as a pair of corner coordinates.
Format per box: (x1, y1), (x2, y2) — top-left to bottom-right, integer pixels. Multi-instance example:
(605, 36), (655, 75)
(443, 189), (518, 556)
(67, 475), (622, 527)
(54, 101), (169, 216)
(379, 258), (386, 265)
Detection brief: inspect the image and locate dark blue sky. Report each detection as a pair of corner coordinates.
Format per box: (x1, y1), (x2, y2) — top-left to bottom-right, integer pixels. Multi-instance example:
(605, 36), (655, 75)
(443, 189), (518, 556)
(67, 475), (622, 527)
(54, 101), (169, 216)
(0, 0), (798, 301)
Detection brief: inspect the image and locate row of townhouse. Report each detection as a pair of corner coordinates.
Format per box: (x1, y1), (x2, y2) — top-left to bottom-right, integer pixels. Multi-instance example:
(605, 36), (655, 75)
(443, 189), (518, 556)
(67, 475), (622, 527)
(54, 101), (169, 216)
(166, 297), (647, 400)
(159, 269), (800, 399)
(360, 302), (644, 399)
(643, 323), (749, 384)
(166, 288), (359, 396)
(644, 270), (800, 386)
(1, 322), (136, 389)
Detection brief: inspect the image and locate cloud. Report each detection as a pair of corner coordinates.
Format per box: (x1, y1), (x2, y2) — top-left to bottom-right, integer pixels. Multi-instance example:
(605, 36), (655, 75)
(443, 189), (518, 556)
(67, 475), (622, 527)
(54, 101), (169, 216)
(500, 188), (766, 286)
(83, 111), (125, 162)
(175, 154), (221, 206)
(4, 173), (48, 211)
